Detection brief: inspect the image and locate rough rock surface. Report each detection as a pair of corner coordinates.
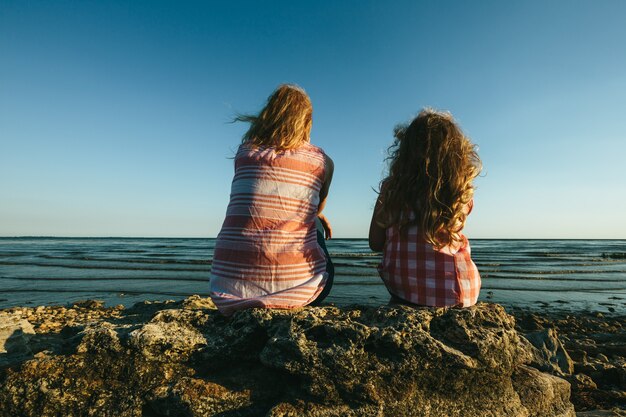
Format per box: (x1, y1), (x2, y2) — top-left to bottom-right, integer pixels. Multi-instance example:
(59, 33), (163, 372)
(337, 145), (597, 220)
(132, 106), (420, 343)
(513, 309), (626, 414)
(0, 299), (578, 417)
(525, 328), (575, 375)
(0, 312), (36, 367)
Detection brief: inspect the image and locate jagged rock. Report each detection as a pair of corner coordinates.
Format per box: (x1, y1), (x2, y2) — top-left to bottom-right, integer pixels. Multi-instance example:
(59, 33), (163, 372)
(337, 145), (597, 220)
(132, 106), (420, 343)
(567, 373), (600, 411)
(525, 328), (575, 375)
(181, 295), (217, 310)
(0, 312), (36, 367)
(513, 365), (576, 417)
(72, 300), (105, 309)
(511, 309), (626, 413)
(129, 310), (207, 362)
(571, 373), (599, 391)
(0, 301), (577, 417)
(147, 376), (269, 417)
(76, 322), (125, 354)
(576, 361), (626, 390)
(576, 409), (626, 416)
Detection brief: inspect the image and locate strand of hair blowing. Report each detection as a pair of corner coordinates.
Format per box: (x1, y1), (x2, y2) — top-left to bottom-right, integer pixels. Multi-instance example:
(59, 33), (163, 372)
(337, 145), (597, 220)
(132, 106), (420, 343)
(377, 109), (482, 249)
(235, 84), (313, 151)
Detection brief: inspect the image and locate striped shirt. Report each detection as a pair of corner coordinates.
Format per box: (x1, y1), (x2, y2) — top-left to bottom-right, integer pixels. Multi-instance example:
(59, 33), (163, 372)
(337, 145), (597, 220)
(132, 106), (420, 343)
(210, 143), (329, 315)
(378, 214), (481, 308)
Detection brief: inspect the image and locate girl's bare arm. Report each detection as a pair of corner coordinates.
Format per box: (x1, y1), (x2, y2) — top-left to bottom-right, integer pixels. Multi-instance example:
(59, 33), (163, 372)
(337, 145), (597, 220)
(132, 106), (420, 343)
(369, 198), (386, 252)
(317, 154), (334, 239)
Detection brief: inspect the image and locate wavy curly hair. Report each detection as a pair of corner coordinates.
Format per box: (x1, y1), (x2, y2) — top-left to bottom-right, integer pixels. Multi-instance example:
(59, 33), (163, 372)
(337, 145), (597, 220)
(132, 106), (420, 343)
(376, 108), (482, 249)
(235, 84), (313, 151)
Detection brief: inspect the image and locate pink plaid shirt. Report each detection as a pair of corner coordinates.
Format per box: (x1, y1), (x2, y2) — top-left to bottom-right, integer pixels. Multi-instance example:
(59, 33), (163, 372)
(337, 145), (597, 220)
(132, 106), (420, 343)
(378, 224), (481, 308)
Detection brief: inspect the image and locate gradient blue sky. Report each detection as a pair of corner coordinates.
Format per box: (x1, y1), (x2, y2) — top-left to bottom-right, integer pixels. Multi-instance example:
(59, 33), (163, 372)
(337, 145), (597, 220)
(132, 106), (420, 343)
(1, 0), (625, 238)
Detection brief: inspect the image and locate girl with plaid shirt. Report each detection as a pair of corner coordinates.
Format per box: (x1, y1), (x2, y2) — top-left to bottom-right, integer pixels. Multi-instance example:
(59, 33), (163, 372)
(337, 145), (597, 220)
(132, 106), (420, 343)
(369, 109), (482, 307)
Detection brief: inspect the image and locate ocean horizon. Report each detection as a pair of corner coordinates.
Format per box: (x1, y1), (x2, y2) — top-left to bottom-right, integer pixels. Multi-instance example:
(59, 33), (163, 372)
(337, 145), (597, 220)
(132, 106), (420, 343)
(1, 237), (625, 313)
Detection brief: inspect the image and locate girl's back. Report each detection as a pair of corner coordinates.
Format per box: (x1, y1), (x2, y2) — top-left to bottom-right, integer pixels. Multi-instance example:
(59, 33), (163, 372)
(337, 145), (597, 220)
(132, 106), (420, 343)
(378, 211), (480, 307)
(210, 84), (334, 315)
(210, 143), (329, 314)
(370, 108), (482, 308)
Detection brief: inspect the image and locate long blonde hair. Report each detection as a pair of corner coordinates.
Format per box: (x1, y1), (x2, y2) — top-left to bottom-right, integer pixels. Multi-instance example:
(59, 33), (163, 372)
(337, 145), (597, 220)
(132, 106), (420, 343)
(377, 108), (482, 249)
(236, 84), (313, 151)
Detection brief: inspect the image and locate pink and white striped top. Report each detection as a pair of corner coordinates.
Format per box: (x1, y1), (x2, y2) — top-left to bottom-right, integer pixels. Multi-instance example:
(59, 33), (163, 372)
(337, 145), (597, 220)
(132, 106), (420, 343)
(210, 143), (329, 315)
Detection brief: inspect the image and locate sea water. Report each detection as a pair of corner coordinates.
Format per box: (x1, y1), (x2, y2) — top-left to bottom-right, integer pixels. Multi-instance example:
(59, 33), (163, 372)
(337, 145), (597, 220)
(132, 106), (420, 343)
(1, 238), (625, 313)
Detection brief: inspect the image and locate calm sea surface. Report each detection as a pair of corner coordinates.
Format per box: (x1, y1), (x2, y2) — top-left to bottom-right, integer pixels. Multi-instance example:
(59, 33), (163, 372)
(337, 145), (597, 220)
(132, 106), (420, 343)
(1, 238), (625, 313)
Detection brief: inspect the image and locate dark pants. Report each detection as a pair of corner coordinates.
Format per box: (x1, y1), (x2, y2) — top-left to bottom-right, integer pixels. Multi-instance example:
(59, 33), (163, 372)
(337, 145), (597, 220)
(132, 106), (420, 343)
(309, 230), (334, 306)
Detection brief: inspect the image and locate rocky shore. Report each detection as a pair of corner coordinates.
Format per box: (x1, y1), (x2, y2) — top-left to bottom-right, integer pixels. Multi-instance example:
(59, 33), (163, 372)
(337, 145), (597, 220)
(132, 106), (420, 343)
(0, 296), (624, 416)
(509, 307), (626, 415)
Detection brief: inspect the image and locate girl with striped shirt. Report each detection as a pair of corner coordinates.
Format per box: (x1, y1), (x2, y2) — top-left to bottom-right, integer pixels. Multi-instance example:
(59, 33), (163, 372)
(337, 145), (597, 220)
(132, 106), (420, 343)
(210, 85), (334, 315)
(369, 109), (482, 308)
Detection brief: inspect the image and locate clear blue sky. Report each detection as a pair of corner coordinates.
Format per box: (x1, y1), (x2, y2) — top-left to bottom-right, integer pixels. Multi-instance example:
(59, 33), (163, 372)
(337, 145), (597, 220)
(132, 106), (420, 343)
(1, 0), (625, 238)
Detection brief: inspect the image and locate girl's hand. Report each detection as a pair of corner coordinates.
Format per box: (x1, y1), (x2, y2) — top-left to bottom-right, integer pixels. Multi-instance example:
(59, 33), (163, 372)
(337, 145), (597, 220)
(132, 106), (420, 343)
(318, 214), (332, 240)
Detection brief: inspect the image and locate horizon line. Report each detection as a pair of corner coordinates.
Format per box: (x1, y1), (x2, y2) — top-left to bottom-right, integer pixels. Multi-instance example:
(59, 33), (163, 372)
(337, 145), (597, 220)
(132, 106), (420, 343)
(0, 236), (624, 241)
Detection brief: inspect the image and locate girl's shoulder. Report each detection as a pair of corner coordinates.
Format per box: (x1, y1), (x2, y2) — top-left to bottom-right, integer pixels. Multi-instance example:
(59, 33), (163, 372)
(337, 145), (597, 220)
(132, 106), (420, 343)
(236, 142), (253, 153)
(235, 143), (259, 161)
(288, 142), (328, 165)
(237, 142), (326, 155)
(236, 143), (329, 169)
(300, 142), (327, 156)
